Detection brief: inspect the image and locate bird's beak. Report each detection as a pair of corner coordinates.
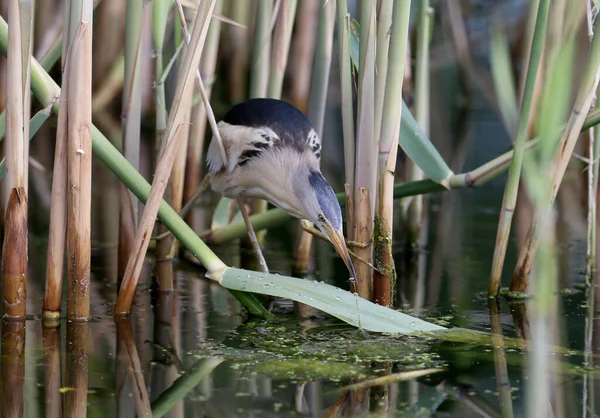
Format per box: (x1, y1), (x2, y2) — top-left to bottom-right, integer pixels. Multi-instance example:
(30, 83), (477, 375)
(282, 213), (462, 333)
(322, 222), (357, 280)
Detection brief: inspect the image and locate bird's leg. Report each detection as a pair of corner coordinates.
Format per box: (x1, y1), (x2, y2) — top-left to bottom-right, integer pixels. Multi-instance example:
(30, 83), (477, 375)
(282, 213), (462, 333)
(237, 199), (270, 274)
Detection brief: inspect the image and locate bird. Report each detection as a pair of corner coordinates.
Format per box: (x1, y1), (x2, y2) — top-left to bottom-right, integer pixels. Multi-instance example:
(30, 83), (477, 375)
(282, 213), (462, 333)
(206, 98), (356, 280)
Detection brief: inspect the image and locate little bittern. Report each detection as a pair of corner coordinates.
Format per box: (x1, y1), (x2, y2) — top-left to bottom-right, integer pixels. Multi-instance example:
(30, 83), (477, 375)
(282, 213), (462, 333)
(207, 98), (356, 279)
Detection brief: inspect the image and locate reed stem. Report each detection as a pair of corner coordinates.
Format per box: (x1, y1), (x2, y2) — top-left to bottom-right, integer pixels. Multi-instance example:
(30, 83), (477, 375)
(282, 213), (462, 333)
(267, 0), (296, 99)
(184, 0), (222, 231)
(2, 0), (31, 319)
(118, 0), (144, 279)
(294, 0), (334, 274)
(488, 0), (550, 297)
(353, 0), (376, 300)
(66, 1), (93, 320)
(373, 0), (412, 306)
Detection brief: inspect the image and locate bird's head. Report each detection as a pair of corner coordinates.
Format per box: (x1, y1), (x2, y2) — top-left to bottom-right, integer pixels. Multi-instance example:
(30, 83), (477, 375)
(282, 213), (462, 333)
(293, 166), (357, 280)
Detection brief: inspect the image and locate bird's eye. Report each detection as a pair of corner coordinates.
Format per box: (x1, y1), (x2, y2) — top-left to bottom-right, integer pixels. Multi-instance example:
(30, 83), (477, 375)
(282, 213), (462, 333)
(318, 214), (325, 222)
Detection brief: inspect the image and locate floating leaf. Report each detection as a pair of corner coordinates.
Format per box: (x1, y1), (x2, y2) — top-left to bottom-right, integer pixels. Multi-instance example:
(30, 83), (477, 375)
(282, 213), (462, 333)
(213, 267), (445, 334)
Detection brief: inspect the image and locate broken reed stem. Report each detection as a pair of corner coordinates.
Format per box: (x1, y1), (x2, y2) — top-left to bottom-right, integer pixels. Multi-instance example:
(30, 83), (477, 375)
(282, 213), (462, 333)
(3, 0), (31, 319)
(588, 91), (600, 284)
(373, 0), (412, 307)
(184, 0), (222, 230)
(352, 0), (376, 301)
(294, 0), (334, 274)
(488, 0), (550, 297)
(118, 0), (145, 279)
(115, 0), (217, 315)
(66, 8), (93, 321)
(43, 0), (71, 320)
(267, 0), (296, 99)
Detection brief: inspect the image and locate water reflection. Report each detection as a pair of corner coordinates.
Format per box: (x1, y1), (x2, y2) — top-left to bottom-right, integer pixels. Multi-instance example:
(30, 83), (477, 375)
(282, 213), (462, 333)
(0, 261), (598, 417)
(1, 320), (25, 417)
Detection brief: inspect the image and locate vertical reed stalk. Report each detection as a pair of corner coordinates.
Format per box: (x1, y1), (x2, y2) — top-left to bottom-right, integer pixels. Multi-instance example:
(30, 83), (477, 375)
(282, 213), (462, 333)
(293, 0), (333, 273)
(115, 0), (218, 315)
(248, 0), (273, 245)
(66, 0), (93, 320)
(43, 0), (72, 320)
(184, 0), (223, 231)
(589, 101), (600, 284)
(488, 0), (550, 297)
(2, 0), (32, 319)
(250, 0), (272, 99)
(373, 0), (412, 307)
(374, 0), (392, 143)
(1, 321), (26, 417)
(118, 0), (144, 279)
(353, 0), (377, 300)
(267, 0), (296, 99)
(405, 0), (431, 245)
(287, 0), (319, 113)
(225, 0), (252, 103)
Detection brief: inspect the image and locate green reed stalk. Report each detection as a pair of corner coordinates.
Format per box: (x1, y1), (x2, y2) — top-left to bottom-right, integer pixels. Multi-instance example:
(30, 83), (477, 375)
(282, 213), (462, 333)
(405, 0), (432, 247)
(248, 0), (273, 246)
(404, 0), (432, 245)
(250, 0), (272, 98)
(488, 0), (550, 297)
(522, 36), (575, 418)
(267, 0), (296, 99)
(373, 0), (412, 306)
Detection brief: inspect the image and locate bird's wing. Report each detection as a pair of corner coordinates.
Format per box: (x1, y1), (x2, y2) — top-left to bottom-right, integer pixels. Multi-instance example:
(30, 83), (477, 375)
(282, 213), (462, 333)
(206, 121), (282, 174)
